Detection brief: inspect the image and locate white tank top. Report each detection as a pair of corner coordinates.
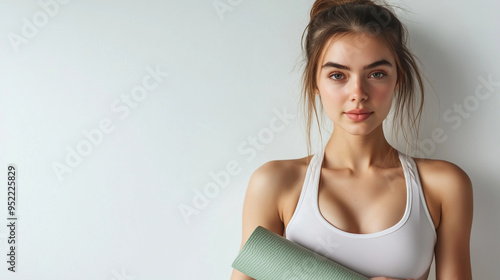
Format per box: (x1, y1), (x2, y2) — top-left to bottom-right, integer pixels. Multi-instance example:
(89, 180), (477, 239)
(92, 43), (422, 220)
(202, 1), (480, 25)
(285, 150), (437, 280)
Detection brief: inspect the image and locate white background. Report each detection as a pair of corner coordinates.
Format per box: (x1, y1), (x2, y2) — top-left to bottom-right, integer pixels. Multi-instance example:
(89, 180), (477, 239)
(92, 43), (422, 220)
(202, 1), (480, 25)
(0, 0), (498, 279)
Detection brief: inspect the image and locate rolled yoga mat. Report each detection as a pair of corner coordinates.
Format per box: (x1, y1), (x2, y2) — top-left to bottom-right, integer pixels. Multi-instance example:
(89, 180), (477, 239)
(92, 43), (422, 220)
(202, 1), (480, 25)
(232, 226), (369, 280)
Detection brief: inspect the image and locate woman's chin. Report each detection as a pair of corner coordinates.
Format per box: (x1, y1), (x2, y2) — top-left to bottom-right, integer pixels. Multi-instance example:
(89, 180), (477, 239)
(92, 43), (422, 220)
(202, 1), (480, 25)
(334, 123), (383, 137)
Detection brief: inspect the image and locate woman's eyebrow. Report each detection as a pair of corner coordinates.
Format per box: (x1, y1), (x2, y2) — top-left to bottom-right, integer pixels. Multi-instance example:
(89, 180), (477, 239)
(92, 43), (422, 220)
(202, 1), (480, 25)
(364, 59), (393, 69)
(321, 59), (393, 70)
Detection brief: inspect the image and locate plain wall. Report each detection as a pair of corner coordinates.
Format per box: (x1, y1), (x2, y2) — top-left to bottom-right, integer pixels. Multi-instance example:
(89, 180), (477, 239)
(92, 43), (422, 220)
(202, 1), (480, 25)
(0, 0), (498, 279)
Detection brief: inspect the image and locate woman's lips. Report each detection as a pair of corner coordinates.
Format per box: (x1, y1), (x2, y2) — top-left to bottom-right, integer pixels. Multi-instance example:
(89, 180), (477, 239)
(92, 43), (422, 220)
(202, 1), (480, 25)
(345, 109), (373, 121)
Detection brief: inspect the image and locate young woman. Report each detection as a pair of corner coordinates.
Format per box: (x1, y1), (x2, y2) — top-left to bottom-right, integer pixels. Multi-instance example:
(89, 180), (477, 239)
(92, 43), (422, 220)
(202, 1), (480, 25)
(231, 1), (473, 279)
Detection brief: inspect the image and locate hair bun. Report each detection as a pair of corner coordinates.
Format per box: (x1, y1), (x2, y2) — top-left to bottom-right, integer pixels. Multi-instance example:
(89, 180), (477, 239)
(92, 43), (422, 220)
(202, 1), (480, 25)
(310, 0), (374, 19)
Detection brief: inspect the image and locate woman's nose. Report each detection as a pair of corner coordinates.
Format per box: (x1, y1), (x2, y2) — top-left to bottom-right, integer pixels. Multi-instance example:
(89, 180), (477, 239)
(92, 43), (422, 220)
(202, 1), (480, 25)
(348, 77), (368, 102)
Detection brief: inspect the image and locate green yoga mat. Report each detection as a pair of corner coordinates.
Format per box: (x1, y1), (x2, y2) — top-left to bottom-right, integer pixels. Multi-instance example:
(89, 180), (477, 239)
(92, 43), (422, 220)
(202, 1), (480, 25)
(232, 226), (369, 280)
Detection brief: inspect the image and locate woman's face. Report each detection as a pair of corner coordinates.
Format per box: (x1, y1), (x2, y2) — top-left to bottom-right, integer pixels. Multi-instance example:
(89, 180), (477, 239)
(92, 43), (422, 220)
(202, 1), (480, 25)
(316, 33), (398, 136)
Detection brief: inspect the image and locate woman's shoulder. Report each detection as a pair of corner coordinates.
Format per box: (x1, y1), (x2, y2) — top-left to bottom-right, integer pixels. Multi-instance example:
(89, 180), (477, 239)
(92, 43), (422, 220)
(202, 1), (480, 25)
(413, 157), (473, 209)
(239, 155), (315, 246)
(413, 157), (472, 188)
(412, 157), (473, 229)
(246, 154), (313, 196)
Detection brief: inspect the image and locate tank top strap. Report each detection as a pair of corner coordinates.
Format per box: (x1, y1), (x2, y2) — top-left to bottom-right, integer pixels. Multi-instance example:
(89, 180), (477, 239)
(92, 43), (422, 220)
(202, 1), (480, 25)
(398, 152), (436, 233)
(285, 150), (324, 235)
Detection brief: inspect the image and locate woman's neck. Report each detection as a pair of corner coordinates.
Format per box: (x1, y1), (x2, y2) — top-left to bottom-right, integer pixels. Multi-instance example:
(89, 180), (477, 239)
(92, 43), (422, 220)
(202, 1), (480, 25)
(323, 125), (397, 172)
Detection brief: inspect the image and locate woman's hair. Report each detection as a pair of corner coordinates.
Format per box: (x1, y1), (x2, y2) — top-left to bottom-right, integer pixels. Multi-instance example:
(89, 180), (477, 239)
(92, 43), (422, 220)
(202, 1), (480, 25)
(301, 0), (424, 157)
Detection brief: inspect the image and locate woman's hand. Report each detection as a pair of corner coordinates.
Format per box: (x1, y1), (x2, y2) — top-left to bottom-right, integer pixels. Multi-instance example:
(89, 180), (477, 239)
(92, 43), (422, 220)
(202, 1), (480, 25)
(371, 277), (414, 280)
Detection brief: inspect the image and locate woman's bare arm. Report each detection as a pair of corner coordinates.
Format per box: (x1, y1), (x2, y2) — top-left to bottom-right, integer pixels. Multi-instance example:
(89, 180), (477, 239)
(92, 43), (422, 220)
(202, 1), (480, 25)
(419, 160), (474, 280)
(230, 161), (290, 280)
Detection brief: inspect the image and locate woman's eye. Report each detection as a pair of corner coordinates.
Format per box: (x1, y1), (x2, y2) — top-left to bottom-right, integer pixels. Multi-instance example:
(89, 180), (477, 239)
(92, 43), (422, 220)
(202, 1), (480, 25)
(370, 71), (386, 78)
(329, 73), (344, 80)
